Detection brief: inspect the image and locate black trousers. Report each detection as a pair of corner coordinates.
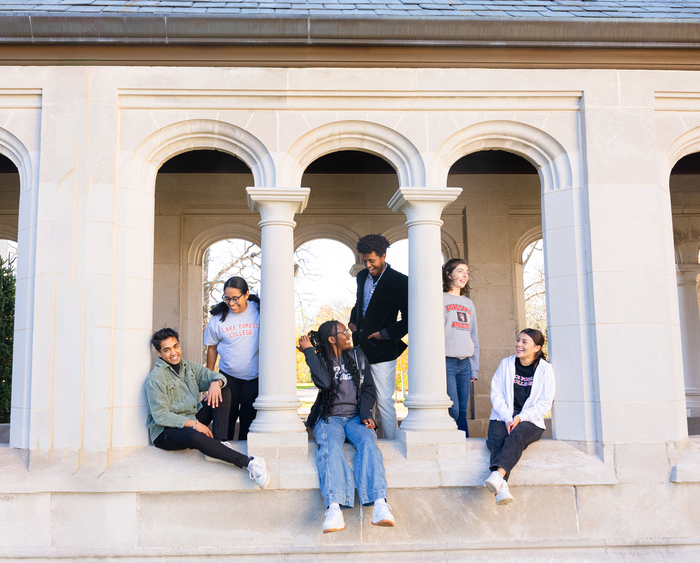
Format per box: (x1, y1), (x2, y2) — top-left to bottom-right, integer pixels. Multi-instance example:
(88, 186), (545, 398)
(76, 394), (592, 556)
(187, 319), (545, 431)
(220, 371), (259, 441)
(153, 385), (251, 469)
(486, 419), (544, 481)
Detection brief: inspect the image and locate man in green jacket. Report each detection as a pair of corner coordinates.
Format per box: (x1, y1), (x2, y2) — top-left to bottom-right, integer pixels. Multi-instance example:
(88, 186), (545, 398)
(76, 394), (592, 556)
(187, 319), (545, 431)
(146, 327), (270, 488)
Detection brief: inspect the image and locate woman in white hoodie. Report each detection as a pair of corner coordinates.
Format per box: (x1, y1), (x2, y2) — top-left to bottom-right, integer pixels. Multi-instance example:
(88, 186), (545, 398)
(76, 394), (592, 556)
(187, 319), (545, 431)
(484, 328), (555, 505)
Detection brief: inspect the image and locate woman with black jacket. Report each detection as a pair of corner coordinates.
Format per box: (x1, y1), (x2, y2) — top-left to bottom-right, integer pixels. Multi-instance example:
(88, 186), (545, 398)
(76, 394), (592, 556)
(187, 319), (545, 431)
(298, 320), (395, 534)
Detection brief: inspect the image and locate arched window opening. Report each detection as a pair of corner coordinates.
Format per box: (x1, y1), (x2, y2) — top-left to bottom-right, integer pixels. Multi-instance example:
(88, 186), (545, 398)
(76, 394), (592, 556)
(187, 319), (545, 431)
(293, 239), (357, 419)
(0, 153), (19, 444)
(152, 149), (254, 365)
(522, 239), (548, 356)
(202, 238), (262, 362)
(448, 149), (542, 437)
(670, 152), (700, 436)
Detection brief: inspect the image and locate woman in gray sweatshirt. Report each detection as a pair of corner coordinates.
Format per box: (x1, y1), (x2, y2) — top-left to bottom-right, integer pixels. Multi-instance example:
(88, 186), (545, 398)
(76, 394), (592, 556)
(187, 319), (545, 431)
(442, 259), (480, 437)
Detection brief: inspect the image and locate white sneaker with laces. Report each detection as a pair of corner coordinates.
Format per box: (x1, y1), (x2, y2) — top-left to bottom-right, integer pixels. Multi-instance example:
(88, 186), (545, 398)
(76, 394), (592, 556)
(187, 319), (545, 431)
(322, 505), (345, 534)
(495, 481), (514, 505)
(247, 456), (271, 489)
(371, 499), (395, 527)
(484, 470), (504, 494)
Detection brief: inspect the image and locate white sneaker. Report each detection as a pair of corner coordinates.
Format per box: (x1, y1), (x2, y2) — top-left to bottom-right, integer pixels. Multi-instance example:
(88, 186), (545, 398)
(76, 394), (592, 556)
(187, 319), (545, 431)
(322, 505), (345, 534)
(495, 481), (514, 505)
(484, 470), (504, 494)
(247, 456), (271, 489)
(371, 499), (395, 527)
(204, 440), (237, 464)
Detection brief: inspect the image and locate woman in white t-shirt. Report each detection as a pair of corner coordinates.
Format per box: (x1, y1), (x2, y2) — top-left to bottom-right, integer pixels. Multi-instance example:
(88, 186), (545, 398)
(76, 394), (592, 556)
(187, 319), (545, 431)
(442, 258), (480, 437)
(204, 276), (260, 441)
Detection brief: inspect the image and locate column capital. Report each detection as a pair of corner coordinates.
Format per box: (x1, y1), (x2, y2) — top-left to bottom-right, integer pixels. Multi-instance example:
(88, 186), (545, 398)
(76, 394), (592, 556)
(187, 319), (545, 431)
(676, 263), (700, 285)
(388, 187), (462, 227)
(246, 187), (311, 227)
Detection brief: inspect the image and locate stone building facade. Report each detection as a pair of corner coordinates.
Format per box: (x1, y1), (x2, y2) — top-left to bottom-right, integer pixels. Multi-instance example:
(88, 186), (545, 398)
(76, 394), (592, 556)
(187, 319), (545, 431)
(1, 2), (700, 560)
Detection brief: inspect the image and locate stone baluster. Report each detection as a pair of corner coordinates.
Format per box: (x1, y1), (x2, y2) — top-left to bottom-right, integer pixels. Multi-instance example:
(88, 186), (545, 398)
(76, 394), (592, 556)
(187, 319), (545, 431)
(388, 187), (466, 457)
(246, 187), (310, 453)
(677, 261), (700, 418)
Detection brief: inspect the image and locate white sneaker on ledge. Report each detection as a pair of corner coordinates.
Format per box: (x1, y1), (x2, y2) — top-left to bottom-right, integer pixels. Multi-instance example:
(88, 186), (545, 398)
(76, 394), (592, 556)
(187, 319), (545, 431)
(495, 481), (514, 505)
(247, 456), (270, 489)
(371, 499), (395, 527)
(484, 470), (504, 494)
(322, 505), (345, 534)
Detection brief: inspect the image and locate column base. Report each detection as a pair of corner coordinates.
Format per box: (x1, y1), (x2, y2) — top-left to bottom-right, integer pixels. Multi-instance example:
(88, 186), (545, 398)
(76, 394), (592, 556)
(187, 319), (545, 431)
(396, 428), (467, 460)
(687, 388), (700, 418)
(247, 427), (309, 462)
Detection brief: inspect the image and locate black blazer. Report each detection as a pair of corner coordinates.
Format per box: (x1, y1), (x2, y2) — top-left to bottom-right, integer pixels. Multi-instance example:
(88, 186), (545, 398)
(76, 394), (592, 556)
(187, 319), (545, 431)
(349, 265), (408, 364)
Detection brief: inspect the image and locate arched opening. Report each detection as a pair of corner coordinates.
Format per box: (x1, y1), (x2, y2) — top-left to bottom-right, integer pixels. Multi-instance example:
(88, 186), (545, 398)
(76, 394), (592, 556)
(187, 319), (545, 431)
(447, 149), (541, 437)
(293, 238), (357, 419)
(152, 149), (255, 366)
(298, 150), (409, 434)
(202, 237), (262, 359)
(670, 151), (700, 436)
(0, 153), (20, 444)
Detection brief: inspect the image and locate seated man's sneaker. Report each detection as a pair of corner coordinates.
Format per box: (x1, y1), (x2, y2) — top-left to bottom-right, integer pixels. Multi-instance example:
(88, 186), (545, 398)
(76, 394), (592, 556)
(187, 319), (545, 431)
(484, 470), (504, 494)
(371, 499), (395, 527)
(247, 456), (271, 489)
(495, 481), (514, 505)
(322, 505), (345, 534)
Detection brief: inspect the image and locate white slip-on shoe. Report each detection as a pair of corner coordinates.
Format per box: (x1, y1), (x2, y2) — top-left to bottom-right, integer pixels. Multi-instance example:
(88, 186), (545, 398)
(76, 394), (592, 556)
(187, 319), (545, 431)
(247, 456), (271, 489)
(371, 499), (395, 527)
(322, 505), (345, 534)
(484, 470), (504, 494)
(495, 481), (514, 505)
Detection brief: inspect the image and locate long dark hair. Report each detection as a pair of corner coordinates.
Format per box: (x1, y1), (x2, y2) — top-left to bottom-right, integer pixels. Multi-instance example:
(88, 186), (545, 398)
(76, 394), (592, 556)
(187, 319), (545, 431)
(519, 328), (547, 369)
(209, 276), (260, 322)
(442, 258), (472, 295)
(308, 320), (362, 422)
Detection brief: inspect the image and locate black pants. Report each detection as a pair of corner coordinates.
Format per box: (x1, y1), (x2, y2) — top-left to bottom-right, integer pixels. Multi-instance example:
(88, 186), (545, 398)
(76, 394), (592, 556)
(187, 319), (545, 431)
(153, 385), (251, 469)
(486, 419), (544, 481)
(220, 371), (259, 441)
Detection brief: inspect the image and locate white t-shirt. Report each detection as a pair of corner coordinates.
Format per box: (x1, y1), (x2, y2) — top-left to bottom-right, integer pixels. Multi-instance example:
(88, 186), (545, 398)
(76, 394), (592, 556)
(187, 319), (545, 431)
(203, 302), (260, 380)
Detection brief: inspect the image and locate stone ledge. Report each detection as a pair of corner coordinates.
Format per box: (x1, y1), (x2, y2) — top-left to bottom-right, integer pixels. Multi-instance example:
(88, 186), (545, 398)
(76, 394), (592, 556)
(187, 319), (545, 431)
(0, 437), (616, 494)
(671, 436), (700, 483)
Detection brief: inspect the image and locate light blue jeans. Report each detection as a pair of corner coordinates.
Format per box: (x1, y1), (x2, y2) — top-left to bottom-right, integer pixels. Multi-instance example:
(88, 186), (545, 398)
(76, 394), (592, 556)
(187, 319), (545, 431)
(313, 415), (388, 508)
(446, 357), (472, 437)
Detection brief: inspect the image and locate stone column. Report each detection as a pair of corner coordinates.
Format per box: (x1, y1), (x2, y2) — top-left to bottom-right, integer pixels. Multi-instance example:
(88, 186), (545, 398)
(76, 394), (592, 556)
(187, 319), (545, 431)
(677, 263), (700, 417)
(388, 187), (465, 456)
(246, 188), (310, 451)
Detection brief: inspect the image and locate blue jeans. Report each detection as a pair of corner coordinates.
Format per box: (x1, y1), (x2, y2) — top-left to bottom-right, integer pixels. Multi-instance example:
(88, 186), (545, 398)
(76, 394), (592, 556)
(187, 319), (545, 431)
(446, 357), (472, 436)
(313, 415), (388, 508)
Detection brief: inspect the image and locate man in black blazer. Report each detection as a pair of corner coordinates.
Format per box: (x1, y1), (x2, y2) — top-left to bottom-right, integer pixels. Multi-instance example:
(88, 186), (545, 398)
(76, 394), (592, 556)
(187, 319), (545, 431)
(349, 234), (408, 440)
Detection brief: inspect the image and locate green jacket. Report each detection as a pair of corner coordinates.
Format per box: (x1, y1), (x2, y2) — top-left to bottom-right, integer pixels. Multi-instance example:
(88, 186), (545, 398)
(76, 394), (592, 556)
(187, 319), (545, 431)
(145, 357), (226, 442)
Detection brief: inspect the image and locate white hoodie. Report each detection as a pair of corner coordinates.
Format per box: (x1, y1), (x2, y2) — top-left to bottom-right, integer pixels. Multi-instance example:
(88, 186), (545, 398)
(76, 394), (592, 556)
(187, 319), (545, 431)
(489, 355), (556, 430)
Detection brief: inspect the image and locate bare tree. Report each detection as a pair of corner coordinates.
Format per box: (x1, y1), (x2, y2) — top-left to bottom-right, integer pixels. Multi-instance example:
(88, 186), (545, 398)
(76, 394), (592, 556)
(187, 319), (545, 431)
(522, 239), (548, 354)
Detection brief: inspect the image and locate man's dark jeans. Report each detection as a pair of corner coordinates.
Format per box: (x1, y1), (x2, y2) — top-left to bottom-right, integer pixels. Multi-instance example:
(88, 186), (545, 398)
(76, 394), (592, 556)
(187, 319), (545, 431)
(486, 419), (544, 481)
(153, 384), (251, 468)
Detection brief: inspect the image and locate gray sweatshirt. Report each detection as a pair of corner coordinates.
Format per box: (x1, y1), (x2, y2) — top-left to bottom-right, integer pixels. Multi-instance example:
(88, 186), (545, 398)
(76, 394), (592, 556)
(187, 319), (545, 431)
(443, 293), (480, 377)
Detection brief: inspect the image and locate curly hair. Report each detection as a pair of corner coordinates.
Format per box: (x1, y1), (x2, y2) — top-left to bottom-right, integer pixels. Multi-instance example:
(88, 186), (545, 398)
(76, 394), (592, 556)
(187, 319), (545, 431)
(308, 320), (363, 422)
(356, 234), (390, 257)
(442, 258), (472, 295)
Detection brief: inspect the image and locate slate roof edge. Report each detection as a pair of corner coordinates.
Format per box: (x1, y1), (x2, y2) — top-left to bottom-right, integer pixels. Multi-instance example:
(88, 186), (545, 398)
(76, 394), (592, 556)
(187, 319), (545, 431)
(1, 15), (700, 48)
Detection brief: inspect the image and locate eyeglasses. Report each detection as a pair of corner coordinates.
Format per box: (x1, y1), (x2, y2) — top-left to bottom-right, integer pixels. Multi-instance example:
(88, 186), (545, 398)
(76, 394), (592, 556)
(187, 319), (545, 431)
(223, 295), (244, 304)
